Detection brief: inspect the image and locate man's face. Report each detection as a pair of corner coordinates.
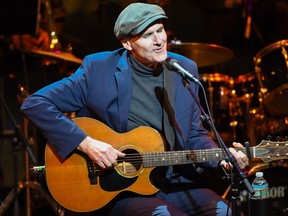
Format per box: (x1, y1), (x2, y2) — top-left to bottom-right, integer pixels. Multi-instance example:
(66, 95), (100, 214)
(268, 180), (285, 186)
(122, 22), (168, 69)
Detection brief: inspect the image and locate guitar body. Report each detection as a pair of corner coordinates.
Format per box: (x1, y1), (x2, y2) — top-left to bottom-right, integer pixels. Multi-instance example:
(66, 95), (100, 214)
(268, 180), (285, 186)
(45, 117), (164, 212)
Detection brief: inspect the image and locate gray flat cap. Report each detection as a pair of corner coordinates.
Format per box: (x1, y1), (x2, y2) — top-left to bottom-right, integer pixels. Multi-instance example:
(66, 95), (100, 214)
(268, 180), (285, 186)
(114, 3), (167, 39)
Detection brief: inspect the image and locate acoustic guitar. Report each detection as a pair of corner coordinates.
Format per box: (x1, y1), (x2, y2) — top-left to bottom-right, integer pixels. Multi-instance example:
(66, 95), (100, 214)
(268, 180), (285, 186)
(45, 117), (288, 212)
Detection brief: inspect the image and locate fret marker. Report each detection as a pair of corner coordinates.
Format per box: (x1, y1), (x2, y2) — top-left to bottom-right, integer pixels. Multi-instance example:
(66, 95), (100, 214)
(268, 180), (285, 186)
(186, 154), (194, 160)
(215, 153), (219, 157)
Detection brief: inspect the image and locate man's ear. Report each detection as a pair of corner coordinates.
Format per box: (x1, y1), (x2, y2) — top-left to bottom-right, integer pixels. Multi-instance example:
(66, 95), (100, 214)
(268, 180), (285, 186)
(121, 40), (132, 50)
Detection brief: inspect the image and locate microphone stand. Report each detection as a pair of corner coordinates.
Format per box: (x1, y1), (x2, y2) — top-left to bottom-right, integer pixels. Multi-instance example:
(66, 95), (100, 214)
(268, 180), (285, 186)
(179, 76), (254, 216)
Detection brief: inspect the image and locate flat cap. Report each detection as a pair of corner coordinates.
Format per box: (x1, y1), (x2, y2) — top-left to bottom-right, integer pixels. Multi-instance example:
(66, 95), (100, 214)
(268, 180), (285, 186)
(114, 3), (167, 39)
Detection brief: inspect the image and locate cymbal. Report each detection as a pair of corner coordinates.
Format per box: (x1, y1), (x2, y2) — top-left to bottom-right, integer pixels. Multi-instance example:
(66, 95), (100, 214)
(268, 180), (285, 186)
(167, 42), (234, 67)
(30, 50), (82, 65)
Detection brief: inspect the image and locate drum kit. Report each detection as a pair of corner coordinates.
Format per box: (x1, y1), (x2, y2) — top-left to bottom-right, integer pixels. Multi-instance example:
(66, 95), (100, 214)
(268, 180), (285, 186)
(169, 40), (288, 215)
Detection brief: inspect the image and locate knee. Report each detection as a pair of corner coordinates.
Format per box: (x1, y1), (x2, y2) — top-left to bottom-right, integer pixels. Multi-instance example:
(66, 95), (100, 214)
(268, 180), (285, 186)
(152, 205), (188, 216)
(152, 205), (171, 216)
(217, 201), (231, 216)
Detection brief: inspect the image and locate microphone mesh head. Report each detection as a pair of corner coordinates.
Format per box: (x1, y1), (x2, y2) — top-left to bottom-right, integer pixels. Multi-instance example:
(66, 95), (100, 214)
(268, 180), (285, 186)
(164, 58), (178, 70)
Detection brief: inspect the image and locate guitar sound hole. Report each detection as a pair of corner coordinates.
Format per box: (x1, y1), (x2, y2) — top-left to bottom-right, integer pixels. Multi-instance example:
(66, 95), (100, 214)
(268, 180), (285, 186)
(116, 148), (142, 175)
(100, 148), (141, 191)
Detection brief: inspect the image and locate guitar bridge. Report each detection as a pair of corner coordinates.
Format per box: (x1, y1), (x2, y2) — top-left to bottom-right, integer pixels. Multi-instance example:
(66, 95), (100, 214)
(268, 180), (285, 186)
(87, 160), (99, 185)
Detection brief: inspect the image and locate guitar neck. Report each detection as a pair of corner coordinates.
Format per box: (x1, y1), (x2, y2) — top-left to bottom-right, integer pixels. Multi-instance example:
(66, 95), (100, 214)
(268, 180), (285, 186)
(143, 148), (242, 167)
(143, 139), (288, 167)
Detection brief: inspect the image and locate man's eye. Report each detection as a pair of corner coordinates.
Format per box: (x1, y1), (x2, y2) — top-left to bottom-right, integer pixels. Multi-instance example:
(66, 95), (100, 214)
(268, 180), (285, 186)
(142, 33), (151, 38)
(157, 27), (164, 33)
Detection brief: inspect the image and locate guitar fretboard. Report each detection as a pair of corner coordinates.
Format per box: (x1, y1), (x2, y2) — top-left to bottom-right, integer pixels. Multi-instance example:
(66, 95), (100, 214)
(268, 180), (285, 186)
(143, 148), (232, 167)
(143, 141), (288, 167)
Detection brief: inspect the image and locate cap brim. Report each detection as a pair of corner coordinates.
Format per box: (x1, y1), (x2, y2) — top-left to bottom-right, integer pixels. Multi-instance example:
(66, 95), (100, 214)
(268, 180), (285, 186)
(130, 15), (168, 36)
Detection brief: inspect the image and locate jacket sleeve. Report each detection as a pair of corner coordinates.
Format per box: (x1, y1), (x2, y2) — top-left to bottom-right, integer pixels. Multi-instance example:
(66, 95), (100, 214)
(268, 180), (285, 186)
(20, 61), (92, 159)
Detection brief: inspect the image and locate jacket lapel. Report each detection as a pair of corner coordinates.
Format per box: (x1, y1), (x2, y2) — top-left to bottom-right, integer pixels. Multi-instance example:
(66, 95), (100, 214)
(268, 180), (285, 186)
(114, 51), (132, 132)
(163, 70), (185, 150)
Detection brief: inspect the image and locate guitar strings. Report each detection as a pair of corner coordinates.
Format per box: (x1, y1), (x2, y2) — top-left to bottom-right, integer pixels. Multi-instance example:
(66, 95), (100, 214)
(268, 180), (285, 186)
(115, 148), (249, 167)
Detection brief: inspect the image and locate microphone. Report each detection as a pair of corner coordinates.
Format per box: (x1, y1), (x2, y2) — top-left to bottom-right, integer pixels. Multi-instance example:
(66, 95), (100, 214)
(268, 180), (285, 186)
(164, 58), (201, 85)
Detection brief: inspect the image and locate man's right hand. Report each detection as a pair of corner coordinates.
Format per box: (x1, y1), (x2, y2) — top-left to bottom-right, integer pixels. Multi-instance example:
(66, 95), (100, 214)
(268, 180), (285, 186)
(77, 136), (126, 169)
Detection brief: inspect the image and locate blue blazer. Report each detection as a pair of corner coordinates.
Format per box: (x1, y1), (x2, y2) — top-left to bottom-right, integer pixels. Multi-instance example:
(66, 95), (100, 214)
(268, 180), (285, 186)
(20, 48), (218, 164)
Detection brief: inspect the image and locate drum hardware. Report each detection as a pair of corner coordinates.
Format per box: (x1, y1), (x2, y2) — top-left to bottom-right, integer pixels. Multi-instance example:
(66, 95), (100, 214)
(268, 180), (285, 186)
(200, 73), (232, 118)
(44, 0), (62, 51)
(0, 86), (64, 216)
(227, 94), (241, 140)
(168, 42), (234, 68)
(198, 73), (234, 140)
(231, 72), (258, 105)
(229, 71), (262, 145)
(227, 94), (252, 141)
(254, 64), (266, 105)
(247, 106), (288, 147)
(227, 73), (257, 142)
(229, 89), (253, 129)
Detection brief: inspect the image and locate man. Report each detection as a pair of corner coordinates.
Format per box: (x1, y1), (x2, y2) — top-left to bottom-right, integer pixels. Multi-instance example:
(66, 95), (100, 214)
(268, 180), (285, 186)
(20, 3), (248, 215)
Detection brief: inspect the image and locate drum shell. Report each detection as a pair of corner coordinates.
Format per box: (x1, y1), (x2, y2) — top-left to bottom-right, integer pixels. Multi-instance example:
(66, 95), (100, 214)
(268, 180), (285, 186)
(232, 72), (259, 108)
(254, 40), (288, 116)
